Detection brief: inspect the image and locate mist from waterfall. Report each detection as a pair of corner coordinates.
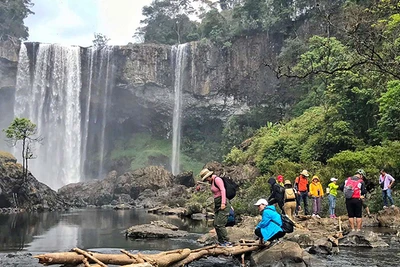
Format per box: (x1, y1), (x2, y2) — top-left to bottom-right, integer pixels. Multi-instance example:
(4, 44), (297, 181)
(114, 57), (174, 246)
(171, 44), (188, 175)
(15, 44), (82, 190)
(14, 44), (115, 190)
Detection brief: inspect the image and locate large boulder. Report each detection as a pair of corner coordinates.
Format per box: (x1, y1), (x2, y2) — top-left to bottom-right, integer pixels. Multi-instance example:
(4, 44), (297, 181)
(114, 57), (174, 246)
(376, 206), (400, 228)
(59, 166), (178, 207)
(125, 220), (188, 239)
(203, 162), (260, 185)
(0, 157), (68, 211)
(251, 241), (327, 267)
(339, 231), (389, 248)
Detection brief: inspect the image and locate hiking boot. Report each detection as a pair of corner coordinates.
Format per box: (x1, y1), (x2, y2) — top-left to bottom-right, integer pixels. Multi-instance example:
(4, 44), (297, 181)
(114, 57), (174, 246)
(219, 242), (233, 248)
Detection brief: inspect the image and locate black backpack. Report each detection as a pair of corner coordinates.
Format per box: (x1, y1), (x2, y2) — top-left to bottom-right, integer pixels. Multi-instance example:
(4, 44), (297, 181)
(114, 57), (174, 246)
(215, 176), (239, 200)
(267, 207), (295, 233)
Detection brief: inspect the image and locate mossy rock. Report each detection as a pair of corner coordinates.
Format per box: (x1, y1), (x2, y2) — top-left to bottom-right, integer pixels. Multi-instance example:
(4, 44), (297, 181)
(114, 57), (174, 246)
(0, 151), (17, 164)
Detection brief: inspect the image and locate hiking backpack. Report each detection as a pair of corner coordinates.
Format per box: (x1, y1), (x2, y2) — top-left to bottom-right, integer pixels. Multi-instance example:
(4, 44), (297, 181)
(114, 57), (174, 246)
(284, 188), (296, 201)
(215, 176), (239, 200)
(267, 207), (295, 233)
(343, 177), (362, 199)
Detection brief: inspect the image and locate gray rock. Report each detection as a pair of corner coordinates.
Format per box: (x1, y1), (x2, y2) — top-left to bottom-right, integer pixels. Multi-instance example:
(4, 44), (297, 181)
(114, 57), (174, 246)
(125, 220), (187, 239)
(309, 237), (333, 255)
(339, 230), (389, 247)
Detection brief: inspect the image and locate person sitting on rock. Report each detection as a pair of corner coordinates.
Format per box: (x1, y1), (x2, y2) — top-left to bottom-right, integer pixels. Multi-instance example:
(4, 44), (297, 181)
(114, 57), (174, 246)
(200, 168), (232, 247)
(254, 198), (286, 245)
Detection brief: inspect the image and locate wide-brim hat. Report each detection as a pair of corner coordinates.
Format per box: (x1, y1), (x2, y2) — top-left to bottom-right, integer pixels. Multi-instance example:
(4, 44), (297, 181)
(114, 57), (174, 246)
(284, 179), (292, 186)
(254, 199), (268, 206)
(200, 168), (213, 181)
(330, 177), (338, 182)
(300, 170), (309, 177)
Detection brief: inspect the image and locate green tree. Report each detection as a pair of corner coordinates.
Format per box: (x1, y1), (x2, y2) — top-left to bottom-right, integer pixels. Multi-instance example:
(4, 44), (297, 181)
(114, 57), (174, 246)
(0, 0), (34, 43)
(135, 0), (199, 45)
(378, 80), (400, 140)
(92, 33), (110, 48)
(3, 118), (42, 181)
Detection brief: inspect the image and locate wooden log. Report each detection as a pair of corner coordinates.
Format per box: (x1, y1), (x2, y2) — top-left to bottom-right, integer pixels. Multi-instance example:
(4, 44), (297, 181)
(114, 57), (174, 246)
(121, 250), (145, 263)
(120, 263), (154, 267)
(73, 248), (108, 267)
(34, 252), (138, 265)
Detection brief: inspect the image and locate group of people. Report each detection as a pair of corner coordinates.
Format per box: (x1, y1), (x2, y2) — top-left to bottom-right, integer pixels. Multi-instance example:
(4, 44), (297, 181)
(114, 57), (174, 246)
(269, 168), (396, 231)
(199, 167), (396, 247)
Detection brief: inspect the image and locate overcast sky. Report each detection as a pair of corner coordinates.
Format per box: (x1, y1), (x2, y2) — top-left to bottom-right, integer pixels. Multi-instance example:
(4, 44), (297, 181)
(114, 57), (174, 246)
(24, 0), (153, 46)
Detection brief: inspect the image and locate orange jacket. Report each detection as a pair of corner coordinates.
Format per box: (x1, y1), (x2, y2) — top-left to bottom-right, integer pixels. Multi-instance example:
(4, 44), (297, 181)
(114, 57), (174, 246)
(295, 176), (309, 192)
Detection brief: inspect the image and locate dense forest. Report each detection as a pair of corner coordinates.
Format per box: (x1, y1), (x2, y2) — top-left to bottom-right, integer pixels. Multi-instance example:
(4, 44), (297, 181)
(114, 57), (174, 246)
(2, 0), (400, 212)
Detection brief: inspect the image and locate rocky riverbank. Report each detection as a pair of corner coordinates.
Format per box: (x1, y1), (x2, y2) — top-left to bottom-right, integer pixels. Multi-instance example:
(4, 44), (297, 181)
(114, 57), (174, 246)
(0, 152), (68, 212)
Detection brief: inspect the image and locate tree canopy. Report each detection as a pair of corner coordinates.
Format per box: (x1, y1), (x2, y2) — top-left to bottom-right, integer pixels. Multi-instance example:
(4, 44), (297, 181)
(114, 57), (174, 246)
(0, 0), (34, 43)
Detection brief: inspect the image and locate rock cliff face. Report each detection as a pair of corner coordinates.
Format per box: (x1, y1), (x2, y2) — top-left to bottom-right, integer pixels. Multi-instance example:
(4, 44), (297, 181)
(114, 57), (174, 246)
(0, 35), (281, 185)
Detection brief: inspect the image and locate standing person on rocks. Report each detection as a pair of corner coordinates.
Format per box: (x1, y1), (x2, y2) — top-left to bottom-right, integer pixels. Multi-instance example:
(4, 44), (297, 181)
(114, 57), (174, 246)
(276, 175), (284, 186)
(379, 169), (395, 209)
(283, 180), (297, 220)
(294, 170), (310, 215)
(267, 177), (285, 214)
(254, 199), (286, 245)
(200, 168), (232, 247)
(309, 175), (324, 218)
(340, 169), (367, 231)
(327, 178), (339, 218)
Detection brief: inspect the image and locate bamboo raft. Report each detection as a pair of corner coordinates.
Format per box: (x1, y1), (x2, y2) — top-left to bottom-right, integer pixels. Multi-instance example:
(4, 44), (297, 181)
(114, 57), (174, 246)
(34, 242), (263, 267)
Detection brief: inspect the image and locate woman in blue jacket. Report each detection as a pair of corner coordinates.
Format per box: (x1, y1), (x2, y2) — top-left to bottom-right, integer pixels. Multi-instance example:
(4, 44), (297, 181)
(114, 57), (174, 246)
(254, 199), (285, 244)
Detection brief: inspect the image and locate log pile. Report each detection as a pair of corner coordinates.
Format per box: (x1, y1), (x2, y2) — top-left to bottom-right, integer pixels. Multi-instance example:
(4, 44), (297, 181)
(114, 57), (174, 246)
(33, 242), (262, 267)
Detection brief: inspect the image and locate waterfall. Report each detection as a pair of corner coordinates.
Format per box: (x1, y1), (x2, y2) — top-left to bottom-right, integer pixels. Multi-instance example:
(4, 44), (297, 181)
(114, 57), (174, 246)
(14, 43), (115, 189)
(171, 44), (188, 175)
(81, 46), (114, 179)
(15, 44), (82, 190)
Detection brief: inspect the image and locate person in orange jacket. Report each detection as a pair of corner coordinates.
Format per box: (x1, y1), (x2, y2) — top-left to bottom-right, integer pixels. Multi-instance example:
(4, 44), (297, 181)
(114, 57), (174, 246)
(309, 175), (324, 218)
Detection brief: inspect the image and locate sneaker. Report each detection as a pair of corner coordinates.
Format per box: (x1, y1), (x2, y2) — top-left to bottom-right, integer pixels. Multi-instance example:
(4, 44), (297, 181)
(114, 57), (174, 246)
(312, 214), (316, 217)
(333, 215), (337, 219)
(316, 214), (321, 219)
(351, 229), (355, 232)
(329, 215), (333, 219)
(356, 229), (361, 232)
(383, 206), (388, 209)
(391, 205), (395, 208)
(219, 242), (233, 248)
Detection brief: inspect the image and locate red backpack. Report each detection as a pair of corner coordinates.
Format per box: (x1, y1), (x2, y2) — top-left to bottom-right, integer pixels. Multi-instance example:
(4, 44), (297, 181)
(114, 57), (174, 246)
(344, 177), (362, 199)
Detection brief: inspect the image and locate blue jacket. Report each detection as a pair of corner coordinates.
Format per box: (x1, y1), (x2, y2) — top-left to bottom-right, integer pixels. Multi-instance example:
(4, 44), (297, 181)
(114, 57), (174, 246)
(256, 205), (283, 241)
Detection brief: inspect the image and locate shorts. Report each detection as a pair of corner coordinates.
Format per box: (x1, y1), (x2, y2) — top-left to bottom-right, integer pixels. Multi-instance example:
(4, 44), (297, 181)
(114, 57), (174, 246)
(346, 198), (362, 218)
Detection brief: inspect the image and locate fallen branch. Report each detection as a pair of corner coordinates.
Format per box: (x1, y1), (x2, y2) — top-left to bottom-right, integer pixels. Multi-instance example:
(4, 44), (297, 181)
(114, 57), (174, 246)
(73, 248), (108, 267)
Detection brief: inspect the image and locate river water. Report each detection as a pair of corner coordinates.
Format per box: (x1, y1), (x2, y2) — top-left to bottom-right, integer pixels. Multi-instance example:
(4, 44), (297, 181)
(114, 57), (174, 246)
(0, 209), (399, 266)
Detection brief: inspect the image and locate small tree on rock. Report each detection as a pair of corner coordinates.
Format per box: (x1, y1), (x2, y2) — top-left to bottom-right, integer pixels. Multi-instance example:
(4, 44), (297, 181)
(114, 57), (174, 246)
(3, 117), (42, 182)
(92, 33), (110, 48)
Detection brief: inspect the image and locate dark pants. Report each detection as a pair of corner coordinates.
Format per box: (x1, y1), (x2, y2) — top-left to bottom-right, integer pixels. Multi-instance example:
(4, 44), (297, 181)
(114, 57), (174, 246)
(299, 191), (309, 215)
(214, 196), (231, 243)
(255, 228), (285, 242)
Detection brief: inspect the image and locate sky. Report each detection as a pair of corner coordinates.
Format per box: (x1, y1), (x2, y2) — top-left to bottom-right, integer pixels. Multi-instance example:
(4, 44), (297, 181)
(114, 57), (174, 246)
(24, 0), (153, 46)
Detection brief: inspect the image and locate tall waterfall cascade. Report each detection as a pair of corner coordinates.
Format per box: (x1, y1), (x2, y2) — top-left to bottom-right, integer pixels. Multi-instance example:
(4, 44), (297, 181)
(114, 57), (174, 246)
(171, 44), (188, 176)
(14, 44), (115, 189)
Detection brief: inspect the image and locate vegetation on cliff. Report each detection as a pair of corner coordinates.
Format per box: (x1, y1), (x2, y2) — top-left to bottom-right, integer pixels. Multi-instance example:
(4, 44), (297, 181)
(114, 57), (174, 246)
(0, 0), (34, 43)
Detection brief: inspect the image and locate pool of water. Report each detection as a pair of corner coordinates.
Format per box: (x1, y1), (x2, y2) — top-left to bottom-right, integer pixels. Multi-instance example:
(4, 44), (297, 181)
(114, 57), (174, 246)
(0, 209), (399, 266)
(0, 208), (209, 253)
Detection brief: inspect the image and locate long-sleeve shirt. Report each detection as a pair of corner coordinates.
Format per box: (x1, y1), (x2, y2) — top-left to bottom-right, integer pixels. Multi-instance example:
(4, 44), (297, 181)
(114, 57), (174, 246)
(211, 177), (227, 204)
(379, 173), (395, 190)
(328, 182), (339, 197)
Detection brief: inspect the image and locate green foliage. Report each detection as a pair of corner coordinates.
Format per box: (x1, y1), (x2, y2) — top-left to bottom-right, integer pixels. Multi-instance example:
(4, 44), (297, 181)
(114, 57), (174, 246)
(92, 33), (110, 48)
(0, 0), (34, 42)
(3, 117), (40, 181)
(378, 80), (400, 140)
(110, 133), (203, 174)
